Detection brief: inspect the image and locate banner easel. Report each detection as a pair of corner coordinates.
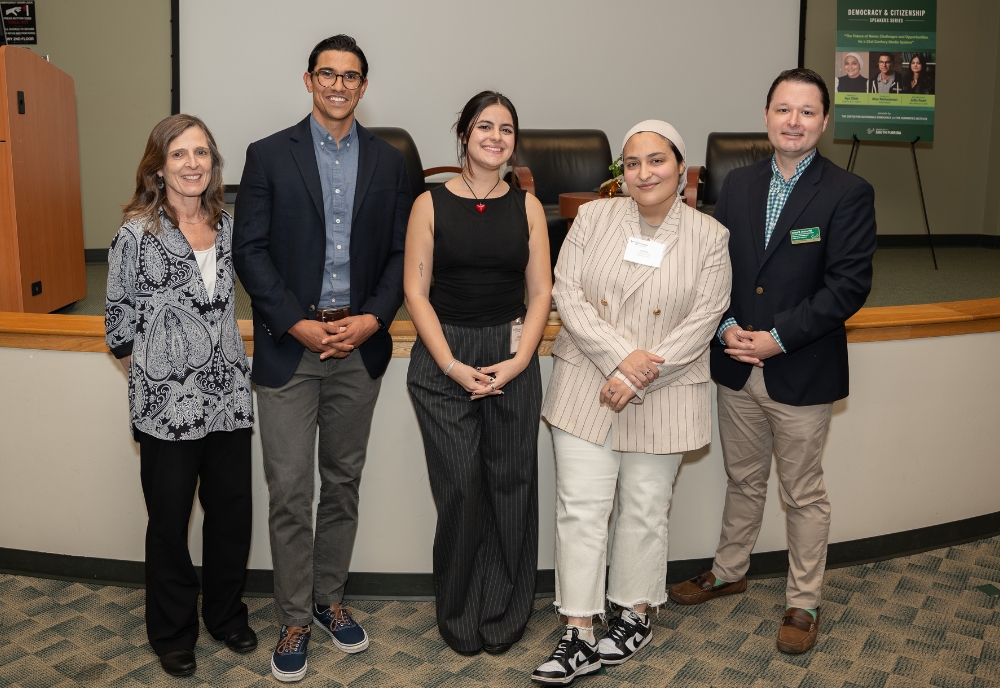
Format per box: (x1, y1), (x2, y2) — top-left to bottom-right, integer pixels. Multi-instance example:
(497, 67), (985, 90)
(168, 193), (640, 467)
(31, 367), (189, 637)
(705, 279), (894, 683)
(846, 134), (938, 270)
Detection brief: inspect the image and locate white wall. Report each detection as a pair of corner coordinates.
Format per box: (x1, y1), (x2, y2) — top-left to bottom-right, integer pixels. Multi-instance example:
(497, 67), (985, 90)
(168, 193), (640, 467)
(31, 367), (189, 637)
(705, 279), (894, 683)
(2, 332), (999, 574)
(179, 0), (800, 183)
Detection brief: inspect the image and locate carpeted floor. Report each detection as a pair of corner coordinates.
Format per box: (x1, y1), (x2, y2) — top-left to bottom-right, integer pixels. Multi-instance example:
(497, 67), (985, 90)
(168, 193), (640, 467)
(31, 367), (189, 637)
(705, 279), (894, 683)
(3, 536), (1000, 687)
(865, 247), (1000, 307)
(53, 246), (1000, 320)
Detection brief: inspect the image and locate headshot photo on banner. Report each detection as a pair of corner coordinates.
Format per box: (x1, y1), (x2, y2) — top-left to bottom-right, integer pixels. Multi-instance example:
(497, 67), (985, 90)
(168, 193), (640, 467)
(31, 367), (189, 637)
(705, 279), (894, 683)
(834, 0), (936, 142)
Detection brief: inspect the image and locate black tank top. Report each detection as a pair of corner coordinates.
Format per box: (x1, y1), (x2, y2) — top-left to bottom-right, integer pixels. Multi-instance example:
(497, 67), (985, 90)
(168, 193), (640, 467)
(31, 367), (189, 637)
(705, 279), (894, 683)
(429, 185), (529, 327)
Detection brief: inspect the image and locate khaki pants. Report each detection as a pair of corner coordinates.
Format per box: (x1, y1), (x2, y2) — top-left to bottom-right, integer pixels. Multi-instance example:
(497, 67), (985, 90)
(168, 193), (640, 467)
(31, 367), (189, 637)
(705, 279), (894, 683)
(711, 367), (833, 609)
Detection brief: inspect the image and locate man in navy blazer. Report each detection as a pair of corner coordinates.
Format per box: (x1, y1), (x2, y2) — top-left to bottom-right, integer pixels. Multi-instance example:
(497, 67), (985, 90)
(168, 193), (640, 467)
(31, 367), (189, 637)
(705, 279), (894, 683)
(233, 34), (410, 682)
(668, 69), (877, 655)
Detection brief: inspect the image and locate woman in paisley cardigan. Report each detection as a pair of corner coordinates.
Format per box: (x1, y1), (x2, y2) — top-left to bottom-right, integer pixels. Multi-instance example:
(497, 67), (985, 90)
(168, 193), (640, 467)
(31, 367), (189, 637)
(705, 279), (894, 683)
(105, 114), (256, 677)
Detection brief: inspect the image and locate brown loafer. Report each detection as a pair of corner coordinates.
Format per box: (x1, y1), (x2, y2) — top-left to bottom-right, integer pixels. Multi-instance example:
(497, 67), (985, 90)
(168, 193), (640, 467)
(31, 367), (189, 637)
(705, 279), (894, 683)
(776, 607), (820, 654)
(668, 571), (747, 605)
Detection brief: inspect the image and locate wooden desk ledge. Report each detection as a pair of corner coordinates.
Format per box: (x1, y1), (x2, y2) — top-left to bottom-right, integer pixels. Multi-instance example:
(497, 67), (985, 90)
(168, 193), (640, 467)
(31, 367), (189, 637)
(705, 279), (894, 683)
(3, 298), (1000, 354)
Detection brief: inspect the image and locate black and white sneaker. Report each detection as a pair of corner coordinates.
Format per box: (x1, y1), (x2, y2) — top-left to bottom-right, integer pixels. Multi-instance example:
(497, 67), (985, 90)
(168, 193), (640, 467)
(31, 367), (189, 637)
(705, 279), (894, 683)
(531, 627), (602, 685)
(598, 608), (652, 665)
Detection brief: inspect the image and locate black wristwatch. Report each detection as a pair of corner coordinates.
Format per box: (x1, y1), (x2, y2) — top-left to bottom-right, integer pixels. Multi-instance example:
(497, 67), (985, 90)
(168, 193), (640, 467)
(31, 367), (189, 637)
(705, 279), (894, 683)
(363, 312), (386, 330)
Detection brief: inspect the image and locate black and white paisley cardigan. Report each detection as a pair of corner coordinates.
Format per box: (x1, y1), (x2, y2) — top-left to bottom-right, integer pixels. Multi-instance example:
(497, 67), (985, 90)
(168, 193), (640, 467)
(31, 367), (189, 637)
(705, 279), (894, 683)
(105, 210), (253, 441)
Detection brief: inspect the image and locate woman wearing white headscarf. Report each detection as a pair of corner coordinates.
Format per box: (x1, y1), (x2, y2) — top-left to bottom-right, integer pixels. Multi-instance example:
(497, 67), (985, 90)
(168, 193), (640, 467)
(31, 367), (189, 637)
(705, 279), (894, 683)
(837, 52), (868, 92)
(531, 121), (731, 685)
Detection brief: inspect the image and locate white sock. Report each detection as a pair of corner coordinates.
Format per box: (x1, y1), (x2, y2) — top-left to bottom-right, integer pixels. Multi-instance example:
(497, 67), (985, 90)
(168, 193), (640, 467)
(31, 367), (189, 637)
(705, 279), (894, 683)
(568, 625), (595, 644)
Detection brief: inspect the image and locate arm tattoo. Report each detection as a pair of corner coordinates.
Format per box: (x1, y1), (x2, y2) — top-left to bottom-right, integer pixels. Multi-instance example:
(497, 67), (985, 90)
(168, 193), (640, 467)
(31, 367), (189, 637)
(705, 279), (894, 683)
(419, 262), (424, 277)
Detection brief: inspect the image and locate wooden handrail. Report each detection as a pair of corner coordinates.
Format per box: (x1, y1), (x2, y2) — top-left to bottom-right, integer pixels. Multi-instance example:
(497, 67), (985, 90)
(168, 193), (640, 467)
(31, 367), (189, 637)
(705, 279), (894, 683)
(423, 166), (462, 177)
(3, 298), (999, 355)
(424, 165), (537, 198)
(684, 166), (703, 208)
(511, 165), (536, 197)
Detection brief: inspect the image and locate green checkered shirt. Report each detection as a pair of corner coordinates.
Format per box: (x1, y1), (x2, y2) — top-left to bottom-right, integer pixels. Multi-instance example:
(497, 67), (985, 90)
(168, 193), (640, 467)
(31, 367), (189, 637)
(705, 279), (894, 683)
(765, 150), (816, 249)
(718, 150), (817, 353)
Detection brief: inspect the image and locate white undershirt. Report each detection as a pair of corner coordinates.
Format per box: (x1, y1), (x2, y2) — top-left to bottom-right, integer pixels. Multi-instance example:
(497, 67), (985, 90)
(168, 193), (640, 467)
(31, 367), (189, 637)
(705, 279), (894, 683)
(192, 247), (217, 300)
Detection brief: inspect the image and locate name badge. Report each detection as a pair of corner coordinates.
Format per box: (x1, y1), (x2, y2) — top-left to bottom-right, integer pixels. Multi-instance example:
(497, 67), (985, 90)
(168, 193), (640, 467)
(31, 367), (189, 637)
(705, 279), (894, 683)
(623, 237), (666, 267)
(510, 317), (523, 354)
(790, 227), (821, 244)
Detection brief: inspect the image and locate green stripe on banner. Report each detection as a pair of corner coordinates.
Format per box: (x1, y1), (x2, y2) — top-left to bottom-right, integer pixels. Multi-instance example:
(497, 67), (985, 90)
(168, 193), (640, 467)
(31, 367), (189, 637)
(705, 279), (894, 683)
(837, 30), (936, 51)
(836, 104), (935, 124)
(833, 122), (934, 143)
(835, 93), (936, 107)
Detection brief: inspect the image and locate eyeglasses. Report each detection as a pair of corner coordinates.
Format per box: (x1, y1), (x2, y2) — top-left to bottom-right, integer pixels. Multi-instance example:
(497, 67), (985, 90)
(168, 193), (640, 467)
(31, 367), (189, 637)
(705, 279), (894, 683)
(311, 69), (363, 90)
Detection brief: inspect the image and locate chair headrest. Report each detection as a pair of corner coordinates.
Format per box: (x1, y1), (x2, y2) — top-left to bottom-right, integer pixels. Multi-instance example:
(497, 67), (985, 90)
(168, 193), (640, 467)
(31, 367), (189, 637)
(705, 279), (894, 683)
(515, 129), (612, 204)
(368, 127), (425, 200)
(704, 133), (774, 205)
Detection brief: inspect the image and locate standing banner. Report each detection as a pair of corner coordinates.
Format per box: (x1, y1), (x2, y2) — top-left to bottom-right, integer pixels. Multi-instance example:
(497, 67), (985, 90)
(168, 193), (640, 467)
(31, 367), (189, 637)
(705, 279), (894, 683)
(833, 0), (936, 142)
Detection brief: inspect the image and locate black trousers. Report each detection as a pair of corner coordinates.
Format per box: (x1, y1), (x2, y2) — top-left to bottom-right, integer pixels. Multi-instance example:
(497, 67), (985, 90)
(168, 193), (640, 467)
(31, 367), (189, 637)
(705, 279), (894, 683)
(137, 428), (252, 655)
(406, 321), (541, 653)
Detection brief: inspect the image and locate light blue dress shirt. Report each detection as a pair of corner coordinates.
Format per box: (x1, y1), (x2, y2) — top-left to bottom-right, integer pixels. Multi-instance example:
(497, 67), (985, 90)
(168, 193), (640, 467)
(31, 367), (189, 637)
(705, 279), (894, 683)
(311, 115), (358, 308)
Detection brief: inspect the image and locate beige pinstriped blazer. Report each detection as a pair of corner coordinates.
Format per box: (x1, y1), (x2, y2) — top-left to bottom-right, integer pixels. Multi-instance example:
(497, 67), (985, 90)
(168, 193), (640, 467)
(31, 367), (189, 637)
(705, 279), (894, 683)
(541, 196), (731, 454)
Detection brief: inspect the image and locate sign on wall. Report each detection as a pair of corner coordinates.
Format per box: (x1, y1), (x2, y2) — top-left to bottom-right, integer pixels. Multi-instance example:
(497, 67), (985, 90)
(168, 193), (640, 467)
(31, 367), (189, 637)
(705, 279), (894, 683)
(833, 0), (936, 142)
(1, 1), (36, 45)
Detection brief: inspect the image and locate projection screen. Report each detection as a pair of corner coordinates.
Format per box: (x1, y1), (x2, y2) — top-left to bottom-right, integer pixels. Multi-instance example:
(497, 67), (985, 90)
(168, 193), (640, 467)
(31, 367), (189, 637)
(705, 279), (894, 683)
(179, 0), (802, 184)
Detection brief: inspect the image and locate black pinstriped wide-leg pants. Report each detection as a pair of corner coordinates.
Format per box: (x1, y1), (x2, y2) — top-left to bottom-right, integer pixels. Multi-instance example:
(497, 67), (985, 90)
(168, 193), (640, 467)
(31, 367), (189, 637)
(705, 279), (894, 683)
(407, 321), (541, 654)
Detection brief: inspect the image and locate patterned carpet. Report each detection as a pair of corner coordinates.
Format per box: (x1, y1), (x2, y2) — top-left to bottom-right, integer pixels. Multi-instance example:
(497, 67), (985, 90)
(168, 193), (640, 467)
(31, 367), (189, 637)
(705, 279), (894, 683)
(3, 537), (1000, 687)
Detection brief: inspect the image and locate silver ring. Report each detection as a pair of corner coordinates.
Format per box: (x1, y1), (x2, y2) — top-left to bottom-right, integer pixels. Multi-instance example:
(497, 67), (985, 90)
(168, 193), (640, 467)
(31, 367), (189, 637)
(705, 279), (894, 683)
(644, 368), (652, 375)
(490, 383), (495, 392)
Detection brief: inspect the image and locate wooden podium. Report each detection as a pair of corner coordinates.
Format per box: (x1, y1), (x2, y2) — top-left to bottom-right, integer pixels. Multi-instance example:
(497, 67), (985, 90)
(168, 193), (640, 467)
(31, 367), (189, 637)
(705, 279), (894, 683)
(0, 46), (86, 313)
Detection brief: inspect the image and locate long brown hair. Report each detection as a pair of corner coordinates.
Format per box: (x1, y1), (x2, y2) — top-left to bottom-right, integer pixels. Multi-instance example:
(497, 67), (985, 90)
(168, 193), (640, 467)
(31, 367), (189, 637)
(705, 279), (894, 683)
(123, 114), (225, 233)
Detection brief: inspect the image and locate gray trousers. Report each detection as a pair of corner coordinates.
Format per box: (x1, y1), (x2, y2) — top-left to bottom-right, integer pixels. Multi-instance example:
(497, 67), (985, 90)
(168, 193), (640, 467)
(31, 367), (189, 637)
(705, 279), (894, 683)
(257, 349), (382, 626)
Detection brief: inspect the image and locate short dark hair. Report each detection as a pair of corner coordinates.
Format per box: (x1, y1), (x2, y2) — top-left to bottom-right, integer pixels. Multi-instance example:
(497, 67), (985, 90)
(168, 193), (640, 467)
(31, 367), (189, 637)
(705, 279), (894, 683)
(454, 91), (520, 169)
(765, 68), (831, 115)
(308, 34), (368, 78)
(878, 52), (895, 64)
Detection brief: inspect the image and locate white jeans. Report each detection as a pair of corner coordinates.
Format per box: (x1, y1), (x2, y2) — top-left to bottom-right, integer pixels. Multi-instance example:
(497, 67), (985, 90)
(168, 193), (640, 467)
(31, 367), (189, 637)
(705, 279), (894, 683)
(552, 427), (682, 618)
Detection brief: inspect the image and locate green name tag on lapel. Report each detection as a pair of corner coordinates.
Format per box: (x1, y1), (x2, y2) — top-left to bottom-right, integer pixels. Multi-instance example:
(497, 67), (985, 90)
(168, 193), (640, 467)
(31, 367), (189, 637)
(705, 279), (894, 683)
(790, 227), (821, 244)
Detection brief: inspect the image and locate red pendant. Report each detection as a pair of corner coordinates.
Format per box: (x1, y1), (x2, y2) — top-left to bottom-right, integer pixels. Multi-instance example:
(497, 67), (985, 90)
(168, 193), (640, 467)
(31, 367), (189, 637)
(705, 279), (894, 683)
(476, 203), (486, 214)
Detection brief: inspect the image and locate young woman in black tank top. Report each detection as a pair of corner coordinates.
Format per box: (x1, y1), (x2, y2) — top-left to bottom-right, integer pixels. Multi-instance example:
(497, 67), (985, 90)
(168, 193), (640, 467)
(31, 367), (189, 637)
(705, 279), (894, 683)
(404, 92), (551, 656)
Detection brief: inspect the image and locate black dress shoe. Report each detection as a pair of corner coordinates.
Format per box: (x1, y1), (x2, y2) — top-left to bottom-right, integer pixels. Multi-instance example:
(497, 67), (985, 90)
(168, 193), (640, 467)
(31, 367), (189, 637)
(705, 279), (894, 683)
(224, 626), (258, 654)
(159, 650), (196, 676)
(453, 646), (482, 656)
(483, 641), (513, 655)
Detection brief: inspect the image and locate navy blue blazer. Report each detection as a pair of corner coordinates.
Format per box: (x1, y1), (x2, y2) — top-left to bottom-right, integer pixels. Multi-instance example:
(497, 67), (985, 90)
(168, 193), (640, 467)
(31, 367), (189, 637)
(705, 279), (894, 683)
(710, 153), (877, 406)
(233, 116), (412, 387)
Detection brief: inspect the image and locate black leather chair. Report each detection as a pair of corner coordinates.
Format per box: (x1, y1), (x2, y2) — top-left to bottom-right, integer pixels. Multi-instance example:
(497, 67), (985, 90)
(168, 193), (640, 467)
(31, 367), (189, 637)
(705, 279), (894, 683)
(514, 129), (613, 270)
(694, 132), (774, 216)
(367, 127), (434, 201)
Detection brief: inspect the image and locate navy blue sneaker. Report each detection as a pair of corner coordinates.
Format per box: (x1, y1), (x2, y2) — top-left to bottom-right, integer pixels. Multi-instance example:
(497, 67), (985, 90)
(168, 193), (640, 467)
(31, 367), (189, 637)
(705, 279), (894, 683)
(313, 604), (370, 653)
(271, 625), (310, 683)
